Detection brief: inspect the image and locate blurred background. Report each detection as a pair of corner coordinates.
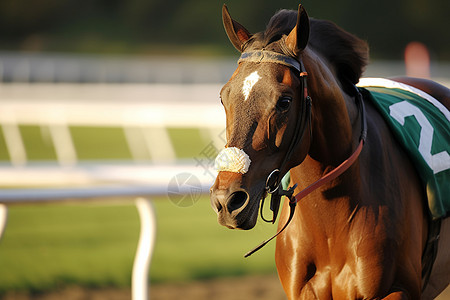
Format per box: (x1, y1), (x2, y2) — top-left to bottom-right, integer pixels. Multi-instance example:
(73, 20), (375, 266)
(0, 0), (448, 299)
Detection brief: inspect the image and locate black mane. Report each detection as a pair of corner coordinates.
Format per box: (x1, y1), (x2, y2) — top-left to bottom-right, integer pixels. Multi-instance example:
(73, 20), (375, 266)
(247, 9), (369, 85)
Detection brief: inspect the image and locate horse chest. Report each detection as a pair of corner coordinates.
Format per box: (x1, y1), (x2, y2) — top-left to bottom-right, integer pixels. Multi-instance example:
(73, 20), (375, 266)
(278, 247), (387, 299)
(276, 211), (393, 299)
(297, 266), (359, 299)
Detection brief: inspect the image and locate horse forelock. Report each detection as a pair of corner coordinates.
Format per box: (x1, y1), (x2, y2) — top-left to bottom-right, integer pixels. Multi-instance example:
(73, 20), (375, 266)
(243, 9), (297, 52)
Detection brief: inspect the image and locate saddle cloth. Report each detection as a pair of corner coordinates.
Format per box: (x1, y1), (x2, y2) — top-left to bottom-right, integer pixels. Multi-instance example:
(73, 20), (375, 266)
(358, 78), (450, 220)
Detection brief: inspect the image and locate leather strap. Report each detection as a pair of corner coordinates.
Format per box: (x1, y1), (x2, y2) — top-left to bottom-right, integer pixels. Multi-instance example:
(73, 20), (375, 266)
(238, 50), (302, 73)
(245, 139), (364, 258)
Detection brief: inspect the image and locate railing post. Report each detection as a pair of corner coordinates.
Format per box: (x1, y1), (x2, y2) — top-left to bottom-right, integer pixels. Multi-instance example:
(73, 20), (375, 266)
(0, 111), (27, 166)
(142, 127), (176, 162)
(132, 197), (156, 300)
(46, 111), (77, 166)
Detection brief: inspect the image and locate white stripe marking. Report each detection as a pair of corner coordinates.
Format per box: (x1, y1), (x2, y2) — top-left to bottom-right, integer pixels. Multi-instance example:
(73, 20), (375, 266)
(242, 71), (261, 101)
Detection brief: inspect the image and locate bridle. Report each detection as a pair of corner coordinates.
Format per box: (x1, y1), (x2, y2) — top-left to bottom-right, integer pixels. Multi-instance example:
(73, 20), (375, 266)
(239, 49), (312, 222)
(238, 49), (368, 257)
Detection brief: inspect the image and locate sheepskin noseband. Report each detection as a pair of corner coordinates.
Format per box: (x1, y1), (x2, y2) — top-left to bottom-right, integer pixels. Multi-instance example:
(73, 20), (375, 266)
(214, 147), (251, 174)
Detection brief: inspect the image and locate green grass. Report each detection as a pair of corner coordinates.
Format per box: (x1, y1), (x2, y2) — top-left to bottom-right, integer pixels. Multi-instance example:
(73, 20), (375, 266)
(19, 126), (57, 161)
(168, 127), (207, 159)
(0, 125), (278, 294)
(151, 197), (277, 282)
(0, 203), (139, 293)
(0, 125), (210, 162)
(71, 127), (132, 160)
(0, 198), (278, 294)
(0, 129), (9, 161)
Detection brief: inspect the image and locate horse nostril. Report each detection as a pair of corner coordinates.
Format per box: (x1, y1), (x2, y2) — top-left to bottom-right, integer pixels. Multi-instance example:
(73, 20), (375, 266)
(227, 191), (249, 212)
(215, 201), (223, 212)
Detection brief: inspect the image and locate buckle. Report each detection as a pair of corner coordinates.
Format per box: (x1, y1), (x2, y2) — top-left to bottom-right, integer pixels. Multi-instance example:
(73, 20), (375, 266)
(265, 169), (280, 193)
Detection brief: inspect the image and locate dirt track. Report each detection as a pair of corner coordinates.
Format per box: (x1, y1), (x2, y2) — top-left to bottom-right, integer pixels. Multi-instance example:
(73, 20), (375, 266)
(1, 275), (286, 300)
(2, 275), (450, 300)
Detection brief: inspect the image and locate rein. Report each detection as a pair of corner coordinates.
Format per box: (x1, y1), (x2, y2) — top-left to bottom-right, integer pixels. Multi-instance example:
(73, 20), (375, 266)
(239, 50), (368, 257)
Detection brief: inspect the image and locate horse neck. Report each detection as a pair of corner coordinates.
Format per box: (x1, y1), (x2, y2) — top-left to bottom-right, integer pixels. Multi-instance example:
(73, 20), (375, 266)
(302, 49), (359, 167)
(288, 49), (362, 224)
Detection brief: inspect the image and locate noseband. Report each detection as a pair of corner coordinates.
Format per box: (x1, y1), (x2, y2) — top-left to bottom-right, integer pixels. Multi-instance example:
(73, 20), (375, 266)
(238, 50), (368, 257)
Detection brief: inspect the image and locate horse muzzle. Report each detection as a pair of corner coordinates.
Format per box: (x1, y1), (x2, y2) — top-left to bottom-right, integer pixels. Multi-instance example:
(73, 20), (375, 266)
(210, 171), (259, 230)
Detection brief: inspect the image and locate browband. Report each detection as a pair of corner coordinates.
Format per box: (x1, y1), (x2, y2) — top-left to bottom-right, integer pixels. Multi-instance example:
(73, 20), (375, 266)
(238, 50), (303, 74)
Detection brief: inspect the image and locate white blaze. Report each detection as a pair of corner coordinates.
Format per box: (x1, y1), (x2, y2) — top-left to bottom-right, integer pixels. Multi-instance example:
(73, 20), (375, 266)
(242, 71), (261, 101)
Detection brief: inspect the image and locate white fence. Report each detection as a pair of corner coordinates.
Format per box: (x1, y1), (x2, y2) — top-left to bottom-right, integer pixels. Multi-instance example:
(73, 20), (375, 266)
(0, 83), (225, 299)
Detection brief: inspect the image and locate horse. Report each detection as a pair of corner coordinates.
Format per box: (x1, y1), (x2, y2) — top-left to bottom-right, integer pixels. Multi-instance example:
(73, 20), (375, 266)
(210, 3), (450, 299)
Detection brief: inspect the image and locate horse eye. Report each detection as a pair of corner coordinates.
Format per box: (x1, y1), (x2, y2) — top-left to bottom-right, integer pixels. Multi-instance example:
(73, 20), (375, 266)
(276, 96), (292, 111)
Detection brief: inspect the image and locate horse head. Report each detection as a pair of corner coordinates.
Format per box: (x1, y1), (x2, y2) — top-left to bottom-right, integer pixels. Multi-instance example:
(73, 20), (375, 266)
(210, 5), (312, 230)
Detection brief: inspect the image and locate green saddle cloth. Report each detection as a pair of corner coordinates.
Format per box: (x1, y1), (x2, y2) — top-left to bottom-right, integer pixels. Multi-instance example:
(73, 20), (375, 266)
(359, 83), (450, 220)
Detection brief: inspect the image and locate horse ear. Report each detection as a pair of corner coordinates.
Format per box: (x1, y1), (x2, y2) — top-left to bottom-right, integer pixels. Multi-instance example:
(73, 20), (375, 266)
(285, 4), (310, 56)
(222, 4), (252, 52)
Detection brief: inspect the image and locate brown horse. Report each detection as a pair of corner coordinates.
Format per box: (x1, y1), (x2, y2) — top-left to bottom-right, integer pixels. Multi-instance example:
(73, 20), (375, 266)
(210, 3), (450, 299)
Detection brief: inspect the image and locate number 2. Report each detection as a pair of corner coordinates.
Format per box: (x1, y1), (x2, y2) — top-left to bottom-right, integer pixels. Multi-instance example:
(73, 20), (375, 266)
(389, 101), (450, 174)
